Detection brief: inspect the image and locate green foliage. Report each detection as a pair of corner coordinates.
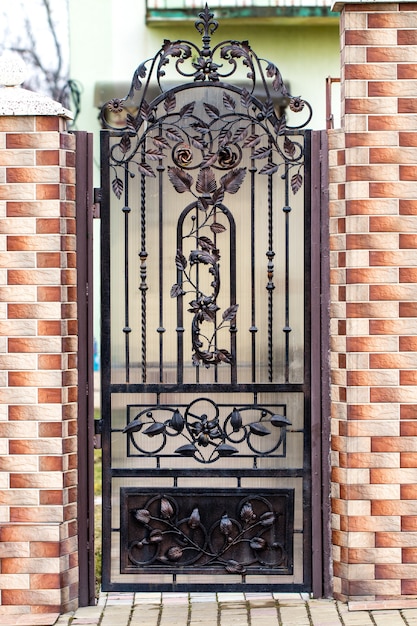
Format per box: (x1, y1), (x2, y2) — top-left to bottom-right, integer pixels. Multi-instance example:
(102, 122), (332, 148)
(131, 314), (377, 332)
(94, 447), (102, 596)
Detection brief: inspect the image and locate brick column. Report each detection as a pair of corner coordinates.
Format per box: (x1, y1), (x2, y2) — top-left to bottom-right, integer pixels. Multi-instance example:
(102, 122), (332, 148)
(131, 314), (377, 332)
(0, 57), (78, 616)
(329, 0), (417, 603)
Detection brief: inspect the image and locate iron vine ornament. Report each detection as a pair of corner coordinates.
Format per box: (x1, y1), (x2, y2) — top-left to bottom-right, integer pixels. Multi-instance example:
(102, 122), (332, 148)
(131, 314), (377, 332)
(170, 185), (240, 368)
(123, 398), (292, 464)
(123, 491), (293, 575)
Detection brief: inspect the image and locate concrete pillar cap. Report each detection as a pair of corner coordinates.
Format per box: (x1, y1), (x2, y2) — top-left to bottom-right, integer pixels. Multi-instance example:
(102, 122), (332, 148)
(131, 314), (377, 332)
(0, 50), (73, 119)
(332, 0), (417, 10)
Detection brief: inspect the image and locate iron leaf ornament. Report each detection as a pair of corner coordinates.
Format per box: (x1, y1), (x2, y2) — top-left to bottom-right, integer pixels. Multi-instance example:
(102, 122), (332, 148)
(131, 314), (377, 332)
(168, 165), (243, 368)
(106, 76), (308, 200)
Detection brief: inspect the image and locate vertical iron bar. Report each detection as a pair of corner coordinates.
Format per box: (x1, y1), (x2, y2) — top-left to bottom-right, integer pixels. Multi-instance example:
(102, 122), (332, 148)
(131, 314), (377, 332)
(283, 163), (291, 383)
(75, 131), (95, 606)
(266, 135), (275, 382)
(303, 130), (313, 595)
(177, 216), (184, 384)
(249, 123), (257, 383)
(326, 76), (340, 131)
(123, 165), (131, 382)
(195, 204), (200, 384)
(139, 158), (148, 383)
(100, 129), (112, 591)
(213, 204), (218, 384)
(229, 208), (237, 385)
(309, 129), (322, 596)
(319, 130), (332, 597)
(157, 135), (165, 383)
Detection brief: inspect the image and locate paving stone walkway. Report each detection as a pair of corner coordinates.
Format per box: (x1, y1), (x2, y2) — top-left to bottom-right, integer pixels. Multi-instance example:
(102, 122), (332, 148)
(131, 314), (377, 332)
(4, 593), (417, 625)
(50, 592), (417, 626)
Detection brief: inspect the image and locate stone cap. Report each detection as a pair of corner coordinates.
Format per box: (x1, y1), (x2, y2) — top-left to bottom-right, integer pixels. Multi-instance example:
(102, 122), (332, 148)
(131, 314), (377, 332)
(0, 51), (73, 119)
(332, 0), (416, 11)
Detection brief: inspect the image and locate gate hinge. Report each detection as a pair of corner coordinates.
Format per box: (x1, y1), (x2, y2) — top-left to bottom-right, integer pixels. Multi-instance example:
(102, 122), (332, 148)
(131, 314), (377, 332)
(93, 187), (102, 219)
(94, 418), (103, 449)
(95, 418), (103, 434)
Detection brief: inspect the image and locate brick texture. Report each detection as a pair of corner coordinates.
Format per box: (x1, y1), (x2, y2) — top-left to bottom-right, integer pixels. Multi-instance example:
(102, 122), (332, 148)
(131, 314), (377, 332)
(0, 116), (78, 614)
(330, 1), (417, 603)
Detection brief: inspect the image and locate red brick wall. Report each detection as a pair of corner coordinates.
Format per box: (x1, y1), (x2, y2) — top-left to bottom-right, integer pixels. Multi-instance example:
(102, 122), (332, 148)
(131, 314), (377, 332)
(329, 1), (417, 601)
(0, 115), (78, 614)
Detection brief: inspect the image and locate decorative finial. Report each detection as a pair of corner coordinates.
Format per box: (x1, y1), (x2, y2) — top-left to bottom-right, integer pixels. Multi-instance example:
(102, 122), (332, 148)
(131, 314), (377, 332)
(0, 51), (28, 87)
(195, 4), (218, 58)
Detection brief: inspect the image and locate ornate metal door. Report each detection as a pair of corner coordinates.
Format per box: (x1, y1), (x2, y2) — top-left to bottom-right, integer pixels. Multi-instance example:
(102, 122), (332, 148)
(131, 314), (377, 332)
(100, 5), (316, 592)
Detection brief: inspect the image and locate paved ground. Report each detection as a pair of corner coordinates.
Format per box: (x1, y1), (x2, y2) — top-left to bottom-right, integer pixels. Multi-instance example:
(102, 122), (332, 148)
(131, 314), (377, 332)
(50, 592), (417, 626)
(4, 592), (417, 625)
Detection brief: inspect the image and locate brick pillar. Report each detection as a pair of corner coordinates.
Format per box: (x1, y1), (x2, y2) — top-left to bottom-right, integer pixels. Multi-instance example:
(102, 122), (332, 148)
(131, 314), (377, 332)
(0, 58), (78, 616)
(329, 0), (417, 603)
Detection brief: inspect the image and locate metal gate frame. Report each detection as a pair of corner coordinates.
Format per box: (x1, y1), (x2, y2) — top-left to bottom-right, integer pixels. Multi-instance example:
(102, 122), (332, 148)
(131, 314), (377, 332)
(74, 132), (331, 599)
(75, 131), (96, 606)
(310, 129), (331, 599)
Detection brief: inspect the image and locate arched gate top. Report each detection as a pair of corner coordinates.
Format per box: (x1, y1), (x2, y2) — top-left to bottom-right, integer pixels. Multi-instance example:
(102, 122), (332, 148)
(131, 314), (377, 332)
(100, 3), (312, 132)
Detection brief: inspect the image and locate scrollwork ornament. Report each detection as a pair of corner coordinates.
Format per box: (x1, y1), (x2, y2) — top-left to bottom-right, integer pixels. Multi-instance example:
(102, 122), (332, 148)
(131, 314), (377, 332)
(123, 399), (291, 463)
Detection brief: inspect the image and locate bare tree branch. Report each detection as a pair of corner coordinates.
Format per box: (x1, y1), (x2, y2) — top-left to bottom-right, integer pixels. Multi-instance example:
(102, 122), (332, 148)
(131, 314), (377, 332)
(1, 0), (70, 105)
(43, 0), (63, 88)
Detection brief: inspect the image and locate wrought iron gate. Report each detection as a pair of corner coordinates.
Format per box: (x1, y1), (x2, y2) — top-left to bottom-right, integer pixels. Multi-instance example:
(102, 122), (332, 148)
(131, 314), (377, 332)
(99, 5), (319, 592)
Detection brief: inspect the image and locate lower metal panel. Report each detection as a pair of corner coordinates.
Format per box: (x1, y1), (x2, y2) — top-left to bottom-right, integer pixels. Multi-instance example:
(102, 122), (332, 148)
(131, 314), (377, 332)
(121, 488), (294, 578)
